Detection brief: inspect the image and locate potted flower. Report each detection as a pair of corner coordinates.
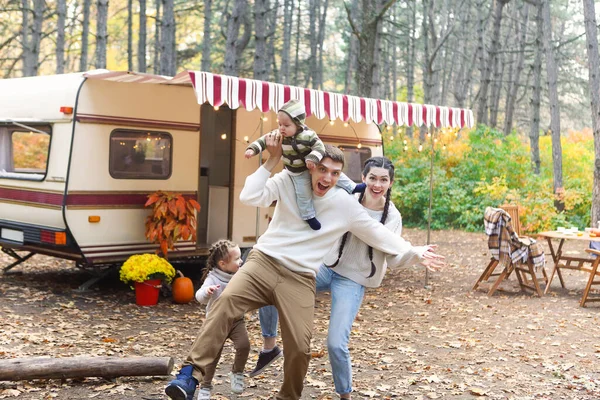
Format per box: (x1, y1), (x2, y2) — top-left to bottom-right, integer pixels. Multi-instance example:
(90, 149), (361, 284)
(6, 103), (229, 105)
(120, 253), (176, 306)
(144, 191), (201, 258)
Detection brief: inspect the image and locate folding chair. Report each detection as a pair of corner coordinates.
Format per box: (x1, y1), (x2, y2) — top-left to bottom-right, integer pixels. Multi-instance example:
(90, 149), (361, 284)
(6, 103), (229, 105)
(580, 248), (600, 307)
(472, 206), (548, 296)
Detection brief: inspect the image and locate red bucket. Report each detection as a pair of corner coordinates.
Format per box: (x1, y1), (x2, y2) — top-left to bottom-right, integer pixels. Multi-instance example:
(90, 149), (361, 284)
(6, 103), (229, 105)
(134, 279), (161, 306)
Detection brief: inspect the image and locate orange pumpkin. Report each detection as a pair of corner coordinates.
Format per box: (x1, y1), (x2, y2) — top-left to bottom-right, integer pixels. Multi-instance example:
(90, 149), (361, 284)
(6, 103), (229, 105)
(172, 270), (194, 304)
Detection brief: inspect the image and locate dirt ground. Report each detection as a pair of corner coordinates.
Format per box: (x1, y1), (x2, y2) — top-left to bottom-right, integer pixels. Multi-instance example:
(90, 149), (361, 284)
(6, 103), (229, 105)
(2, 228), (600, 400)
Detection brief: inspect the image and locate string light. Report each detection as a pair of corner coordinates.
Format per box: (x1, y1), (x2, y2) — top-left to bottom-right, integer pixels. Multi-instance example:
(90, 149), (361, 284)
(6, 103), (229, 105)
(329, 120), (335, 126)
(221, 133), (227, 140)
(389, 136), (394, 141)
(343, 122), (348, 127)
(404, 145), (408, 152)
(262, 116), (268, 121)
(442, 144), (446, 150)
(418, 144), (423, 152)
(214, 105), (220, 111)
(243, 136), (249, 143)
(403, 139), (407, 145)
(426, 132), (431, 138)
(357, 143), (362, 149)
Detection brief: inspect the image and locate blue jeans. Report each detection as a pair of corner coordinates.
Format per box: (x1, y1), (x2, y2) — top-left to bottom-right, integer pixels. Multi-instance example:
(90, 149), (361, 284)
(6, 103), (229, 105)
(289, 170), (356, 220)
(258, 265), (365, 395)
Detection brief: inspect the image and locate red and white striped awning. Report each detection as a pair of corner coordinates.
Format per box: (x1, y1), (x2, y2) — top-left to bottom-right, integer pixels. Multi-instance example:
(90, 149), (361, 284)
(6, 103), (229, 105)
(84, 70), (475, 128)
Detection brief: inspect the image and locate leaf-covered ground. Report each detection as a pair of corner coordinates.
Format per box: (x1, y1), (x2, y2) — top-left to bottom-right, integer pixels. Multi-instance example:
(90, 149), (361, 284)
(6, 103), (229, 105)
(2, 228), (600, 399)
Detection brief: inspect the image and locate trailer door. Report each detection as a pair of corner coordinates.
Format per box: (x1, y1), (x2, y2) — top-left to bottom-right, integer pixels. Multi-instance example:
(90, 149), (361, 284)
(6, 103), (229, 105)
(198, 104), (234, 245)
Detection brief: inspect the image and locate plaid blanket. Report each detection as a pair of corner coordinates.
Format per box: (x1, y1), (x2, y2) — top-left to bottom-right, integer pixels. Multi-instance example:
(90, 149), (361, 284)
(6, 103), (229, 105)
(484, 207), (545, 270)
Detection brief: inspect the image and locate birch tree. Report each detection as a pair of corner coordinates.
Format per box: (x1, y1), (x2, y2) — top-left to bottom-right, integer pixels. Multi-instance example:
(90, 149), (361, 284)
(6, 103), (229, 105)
(153, 0), (160, 73)
(344, 0), (360, 92)
(280, 0), (294, 83)
(96, 0), (109, 69)
(127, 0), (133, 70)
(254, 0), (274, 80)
(582, 0), (600, 226)
(529, 0), (542, 174)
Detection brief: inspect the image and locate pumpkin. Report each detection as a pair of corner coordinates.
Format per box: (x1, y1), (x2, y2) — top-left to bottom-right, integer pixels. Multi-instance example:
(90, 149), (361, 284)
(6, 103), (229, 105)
(172, 270), (194, 304)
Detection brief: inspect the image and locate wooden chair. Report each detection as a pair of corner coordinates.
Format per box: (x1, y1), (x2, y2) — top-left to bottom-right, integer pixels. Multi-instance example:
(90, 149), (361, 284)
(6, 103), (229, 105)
(473, 207), (548, 296)
(579, 248), (600, 307)
(499, 204), (522, 237)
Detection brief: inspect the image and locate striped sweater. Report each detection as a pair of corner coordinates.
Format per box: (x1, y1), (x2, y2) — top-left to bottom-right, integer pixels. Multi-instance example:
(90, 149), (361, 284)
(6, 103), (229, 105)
(247, 129), (326, 173)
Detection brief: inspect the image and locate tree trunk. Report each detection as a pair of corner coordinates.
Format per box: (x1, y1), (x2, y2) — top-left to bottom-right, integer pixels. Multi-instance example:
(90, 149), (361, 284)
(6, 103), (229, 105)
(201, 0), (211, 72)
(254, 0), (270, 80)
(138, 0), (147, 72)
(280, 0), (293, 83)
(153, 0), (160, 73)
(529, 0), (542, 175)
(583, 0), (600, 227)
(21, 0), (32, 76)
(477, 0), (509, 125)
(293, 0), (301, 85)
(308, 0), (318, 87)
(406, 0), (415, 138)
(0, 356), (174, 381)
(80, 0), (91, 71)
(56, 0), (66, 73)
(541, 0), (563, 203)
(504, 2), (529, 135)
(316, 0), (329, 89)
(348, 0), (397, 98)
(95, 0), (109, 69)
(223, 0), (250, 76)
(127, 0), (133, 71)
(344, 0), (360, 93)
(159, 0), (176, 76)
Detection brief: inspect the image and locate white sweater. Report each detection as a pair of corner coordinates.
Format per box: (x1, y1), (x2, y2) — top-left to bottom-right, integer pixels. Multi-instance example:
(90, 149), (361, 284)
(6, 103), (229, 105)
(324, 203), (424, 288)
(239, 166), (426, 276)
(195, 268), (234, 315)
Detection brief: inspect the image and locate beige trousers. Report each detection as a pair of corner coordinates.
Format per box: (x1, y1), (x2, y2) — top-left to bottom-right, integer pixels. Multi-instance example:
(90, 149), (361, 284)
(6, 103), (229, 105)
(185, 249), (316, 400)
(200, 317), (250, 389)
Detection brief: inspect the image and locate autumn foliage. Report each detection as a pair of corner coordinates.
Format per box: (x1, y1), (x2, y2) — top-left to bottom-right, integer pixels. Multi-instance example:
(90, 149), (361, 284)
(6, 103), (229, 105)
(144, 191), (201, 258)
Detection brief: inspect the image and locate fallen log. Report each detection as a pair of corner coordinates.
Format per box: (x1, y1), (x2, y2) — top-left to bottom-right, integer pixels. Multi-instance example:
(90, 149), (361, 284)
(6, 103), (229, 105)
(0, 356), (174, 381)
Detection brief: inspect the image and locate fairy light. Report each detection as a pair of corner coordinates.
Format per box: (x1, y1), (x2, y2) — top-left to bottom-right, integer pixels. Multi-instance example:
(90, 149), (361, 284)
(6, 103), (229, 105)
(442, 144), (446, 150)
(329, 120), (335, 126)
(221, 133), (227, 140)
(357, 143), (362, 149)
(418, 144), (423, 152)
(404, 145), (408, 152)
(426, 132), (431, 138)
(403, 139), (407, 145)
(262, 116), (268, 121)
(343, 122), (348, 127)
(214, 105), (220, 111)
(243, 136), (249, 143)
(389, 135), (394, 141)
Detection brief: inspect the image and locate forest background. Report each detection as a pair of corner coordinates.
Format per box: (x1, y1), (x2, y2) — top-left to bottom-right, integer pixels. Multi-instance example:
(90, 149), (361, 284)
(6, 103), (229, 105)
(1, 0), (600, 233)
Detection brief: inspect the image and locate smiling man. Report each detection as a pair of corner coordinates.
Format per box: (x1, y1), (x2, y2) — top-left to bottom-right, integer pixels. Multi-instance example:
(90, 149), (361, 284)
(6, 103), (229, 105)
(165, 136), (443, 400)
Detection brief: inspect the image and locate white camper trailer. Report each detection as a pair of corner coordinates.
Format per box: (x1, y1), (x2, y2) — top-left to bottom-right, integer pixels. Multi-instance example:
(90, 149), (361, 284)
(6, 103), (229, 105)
(0, 70), (473, 280)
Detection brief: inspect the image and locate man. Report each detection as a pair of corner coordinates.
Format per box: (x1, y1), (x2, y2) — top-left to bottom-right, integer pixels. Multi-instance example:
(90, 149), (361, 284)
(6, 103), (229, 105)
(165, 133), (443, 400)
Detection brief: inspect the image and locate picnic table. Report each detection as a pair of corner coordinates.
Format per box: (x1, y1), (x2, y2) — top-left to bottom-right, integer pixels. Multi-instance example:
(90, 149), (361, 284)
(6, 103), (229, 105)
(537, 231), (600, 306)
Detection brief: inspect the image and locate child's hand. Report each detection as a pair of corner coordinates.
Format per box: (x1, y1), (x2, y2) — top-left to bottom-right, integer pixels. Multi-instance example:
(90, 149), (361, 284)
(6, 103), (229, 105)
(206, 284), (220, 295)
(306, 159), (316, 170)
(245, 149), (256, 159)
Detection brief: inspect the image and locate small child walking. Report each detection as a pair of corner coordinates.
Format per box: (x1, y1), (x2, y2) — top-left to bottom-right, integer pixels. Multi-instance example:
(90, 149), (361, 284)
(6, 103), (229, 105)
(245, 99), (364, 230)
(166, 240), (249, 400)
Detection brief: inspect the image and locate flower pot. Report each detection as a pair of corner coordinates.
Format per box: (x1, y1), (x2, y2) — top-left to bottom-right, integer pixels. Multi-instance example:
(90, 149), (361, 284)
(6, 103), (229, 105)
(134, 279), (162, 306)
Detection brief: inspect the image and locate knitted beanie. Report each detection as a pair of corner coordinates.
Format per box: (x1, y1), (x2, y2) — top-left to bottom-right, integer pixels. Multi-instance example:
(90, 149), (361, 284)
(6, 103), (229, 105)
(278, 99), (307, 129)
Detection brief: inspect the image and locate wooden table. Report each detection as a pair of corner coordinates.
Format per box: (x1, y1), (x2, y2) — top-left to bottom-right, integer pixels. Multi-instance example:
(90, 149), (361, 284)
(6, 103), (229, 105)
(537, 231), (600, 306)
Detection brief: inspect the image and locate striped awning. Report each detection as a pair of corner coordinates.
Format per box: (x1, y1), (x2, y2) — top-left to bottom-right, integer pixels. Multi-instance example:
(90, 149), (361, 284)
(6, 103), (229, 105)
(84, 70), (475, 128)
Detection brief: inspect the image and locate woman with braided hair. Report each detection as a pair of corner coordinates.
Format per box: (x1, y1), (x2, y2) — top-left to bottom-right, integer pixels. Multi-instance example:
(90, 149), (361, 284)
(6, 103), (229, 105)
(251, 156), (443, 399)
(188, 239), (249, 400)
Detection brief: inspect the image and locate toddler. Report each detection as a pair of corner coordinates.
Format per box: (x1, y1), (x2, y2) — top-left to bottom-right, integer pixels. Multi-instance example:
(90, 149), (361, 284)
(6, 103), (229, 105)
(245, 99), (364, 230)
(166, 240), (249, 400)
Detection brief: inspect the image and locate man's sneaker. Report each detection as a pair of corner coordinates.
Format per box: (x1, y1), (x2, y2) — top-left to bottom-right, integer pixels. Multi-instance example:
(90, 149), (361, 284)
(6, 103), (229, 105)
(196, 387), (211, 400)
(229, 371), (245, 394)
(248, 346), (283, 377)
(165, 365), (198, 400)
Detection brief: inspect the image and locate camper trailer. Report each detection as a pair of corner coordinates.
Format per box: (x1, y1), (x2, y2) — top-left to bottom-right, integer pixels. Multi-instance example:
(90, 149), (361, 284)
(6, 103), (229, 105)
(0, 70), (473, 281)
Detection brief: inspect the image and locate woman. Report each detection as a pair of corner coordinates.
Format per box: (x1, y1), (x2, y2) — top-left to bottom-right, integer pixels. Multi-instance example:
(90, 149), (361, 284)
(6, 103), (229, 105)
(251, 156), (444, 399)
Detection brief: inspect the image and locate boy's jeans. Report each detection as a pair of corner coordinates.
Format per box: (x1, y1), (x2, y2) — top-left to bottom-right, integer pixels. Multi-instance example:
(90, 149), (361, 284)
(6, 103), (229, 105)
(259, 265), (365, 395)
(290, 170), (356, 220)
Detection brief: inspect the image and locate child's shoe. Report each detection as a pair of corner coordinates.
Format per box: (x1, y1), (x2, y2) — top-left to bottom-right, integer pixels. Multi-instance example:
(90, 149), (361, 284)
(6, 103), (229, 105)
(196, 387), (211, 400)
(352, 183), (366, 194)
(306, 217), (321, 230)
(165, 365), (198, 400)
(229, 371), (245, 394)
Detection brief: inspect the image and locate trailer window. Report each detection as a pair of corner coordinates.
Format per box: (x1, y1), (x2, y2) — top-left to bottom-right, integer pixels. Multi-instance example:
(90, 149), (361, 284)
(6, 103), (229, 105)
(339, 146), (372, 183)
(0, 125), (51, 181)
(109, 130), (172, 179)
